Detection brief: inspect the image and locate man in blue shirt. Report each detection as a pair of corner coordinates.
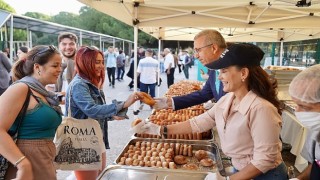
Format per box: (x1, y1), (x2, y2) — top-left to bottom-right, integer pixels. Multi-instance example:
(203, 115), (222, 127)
(154, 29), (227, 110)
(104, 46), (117, 88)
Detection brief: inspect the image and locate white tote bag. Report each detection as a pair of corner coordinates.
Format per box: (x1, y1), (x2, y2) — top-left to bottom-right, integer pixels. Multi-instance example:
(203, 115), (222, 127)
(53, 88), (105, 170)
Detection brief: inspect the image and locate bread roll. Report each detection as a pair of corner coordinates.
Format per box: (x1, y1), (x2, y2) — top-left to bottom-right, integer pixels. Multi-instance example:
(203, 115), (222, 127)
(195, 150), (208, 161)
(187, 145), (193, 157)
(174, 155), (187, 165)
(162, 162), (169, 168)
(169, 162), (177, 169)
(200, 158), (215, 167)
(182, 163), (198, 170)
(131, 118), (142, 127)
(132, 159), (139, 166)
(139, 161), (145, 167)
(125, 158), (133, 165)
(137, 92), (156, 106)
(120, 157), (126, 162)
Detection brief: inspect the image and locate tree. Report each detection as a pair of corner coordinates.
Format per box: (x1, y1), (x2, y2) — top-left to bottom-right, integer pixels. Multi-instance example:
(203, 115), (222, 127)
(0, 0), (15, 13)
(24, 12), (51, 21)
(52, 12), (80, 28)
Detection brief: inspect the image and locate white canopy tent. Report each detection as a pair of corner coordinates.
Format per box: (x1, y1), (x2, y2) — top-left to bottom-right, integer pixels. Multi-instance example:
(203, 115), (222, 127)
(78, 0), (320, 113)
(78, 0), (320, 42)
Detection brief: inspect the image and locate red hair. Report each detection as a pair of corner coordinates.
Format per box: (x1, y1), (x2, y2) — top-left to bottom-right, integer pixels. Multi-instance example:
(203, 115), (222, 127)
(75, 47), (105, 87)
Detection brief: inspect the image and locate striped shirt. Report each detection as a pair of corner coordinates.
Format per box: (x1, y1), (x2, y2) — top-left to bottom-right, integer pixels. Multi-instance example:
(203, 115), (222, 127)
(137, 57), (159, 84)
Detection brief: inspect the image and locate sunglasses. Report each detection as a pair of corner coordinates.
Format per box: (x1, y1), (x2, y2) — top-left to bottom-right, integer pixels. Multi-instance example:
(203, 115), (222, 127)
(32, 45), (59, 61)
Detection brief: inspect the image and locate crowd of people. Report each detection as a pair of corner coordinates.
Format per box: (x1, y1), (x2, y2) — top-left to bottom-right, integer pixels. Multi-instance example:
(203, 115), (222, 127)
(0, 29), (319, 180)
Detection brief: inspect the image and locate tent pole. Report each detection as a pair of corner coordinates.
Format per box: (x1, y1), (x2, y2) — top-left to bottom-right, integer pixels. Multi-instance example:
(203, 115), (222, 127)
(9, 14), (13, 63)
(157, 39), (161, 97)
(29, 31), (32, 47)
(280, 40), (284, 66)
(99, 36), (102, 51)
(79, 31), (83, 46)
(122, 40), (125, 52)
(133, 25), (139, 116)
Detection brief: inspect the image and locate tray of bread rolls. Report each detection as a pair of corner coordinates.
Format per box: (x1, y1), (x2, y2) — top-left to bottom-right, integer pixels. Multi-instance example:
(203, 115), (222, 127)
(114, 138), (225, 175)
(133, 105), (214, 141)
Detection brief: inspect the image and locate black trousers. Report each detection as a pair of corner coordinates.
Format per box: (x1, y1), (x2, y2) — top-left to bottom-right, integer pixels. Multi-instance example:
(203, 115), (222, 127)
(166, 68), (175, 88)
(107, 67), (116, 85)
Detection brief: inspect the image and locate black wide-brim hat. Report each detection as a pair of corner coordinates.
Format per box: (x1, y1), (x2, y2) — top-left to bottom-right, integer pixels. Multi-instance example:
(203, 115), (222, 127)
(206, 43), (265, 69)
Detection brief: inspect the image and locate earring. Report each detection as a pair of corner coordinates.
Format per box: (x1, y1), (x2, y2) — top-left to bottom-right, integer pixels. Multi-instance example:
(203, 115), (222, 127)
(38, 71), (41, 76)
(242, 78), (245, 82)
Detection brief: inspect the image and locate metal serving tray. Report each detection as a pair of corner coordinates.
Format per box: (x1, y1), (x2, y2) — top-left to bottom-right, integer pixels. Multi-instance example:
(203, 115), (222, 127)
(97, 165), (219, 180)
(114, 138), (227, 176)
(132, 129), (215, 142)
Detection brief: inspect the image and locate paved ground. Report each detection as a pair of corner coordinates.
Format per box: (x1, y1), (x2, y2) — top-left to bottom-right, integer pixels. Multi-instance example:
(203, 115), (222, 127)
(57, 65), (199, 179)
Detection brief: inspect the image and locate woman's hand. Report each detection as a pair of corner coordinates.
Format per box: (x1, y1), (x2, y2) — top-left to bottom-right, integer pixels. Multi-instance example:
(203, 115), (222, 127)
(123, 92), (140, 109)
(14, 158), (33, 180)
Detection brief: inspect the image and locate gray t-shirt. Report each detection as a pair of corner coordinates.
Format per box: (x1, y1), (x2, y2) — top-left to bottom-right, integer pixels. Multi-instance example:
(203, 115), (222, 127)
(0, 53), (12, 89)
(301, 124), (320, 163)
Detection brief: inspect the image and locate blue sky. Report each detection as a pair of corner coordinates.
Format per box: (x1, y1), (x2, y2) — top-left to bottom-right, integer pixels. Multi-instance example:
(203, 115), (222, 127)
(5, 0), (85, 15)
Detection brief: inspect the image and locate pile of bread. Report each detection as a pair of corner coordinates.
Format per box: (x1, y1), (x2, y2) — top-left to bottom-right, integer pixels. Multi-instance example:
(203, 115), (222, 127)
(117, 141), (216, 170)
(265, 65), (300, 71)
(149, 106), (206, 125)
(165, 80), (202, 97)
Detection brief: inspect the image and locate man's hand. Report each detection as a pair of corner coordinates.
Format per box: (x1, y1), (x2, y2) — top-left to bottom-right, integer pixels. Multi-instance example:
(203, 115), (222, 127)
(203, 100), (215, 110)
(154, 97), (171, 110)
(201, 73), (209, 80)
(141, 123), (161, 136)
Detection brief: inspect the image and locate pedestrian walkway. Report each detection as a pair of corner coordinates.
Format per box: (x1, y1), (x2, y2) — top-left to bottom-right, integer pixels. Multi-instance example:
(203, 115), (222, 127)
(57, 65), (199, 179)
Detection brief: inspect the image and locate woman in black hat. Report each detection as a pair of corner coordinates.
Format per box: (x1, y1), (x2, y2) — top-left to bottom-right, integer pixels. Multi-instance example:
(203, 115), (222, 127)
(135, 43), (287, 180)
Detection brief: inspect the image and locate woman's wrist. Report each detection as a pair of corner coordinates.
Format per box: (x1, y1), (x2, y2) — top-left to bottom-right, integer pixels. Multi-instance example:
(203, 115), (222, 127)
(14, 155), (26, 167)
(16, 157), (31, 169)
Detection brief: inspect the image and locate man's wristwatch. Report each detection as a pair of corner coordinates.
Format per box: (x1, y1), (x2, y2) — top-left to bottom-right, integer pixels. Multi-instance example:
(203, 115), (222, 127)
(162, 126), (168, 138)
(225, 176), (230, 180)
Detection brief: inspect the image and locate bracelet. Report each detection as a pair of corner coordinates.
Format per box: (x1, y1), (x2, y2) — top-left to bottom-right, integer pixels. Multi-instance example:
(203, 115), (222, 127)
(14, 155), (26, 167)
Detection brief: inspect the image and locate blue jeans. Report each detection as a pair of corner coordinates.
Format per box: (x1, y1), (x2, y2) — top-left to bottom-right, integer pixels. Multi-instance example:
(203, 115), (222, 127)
(140, 82), (156, 97)
(233, 162), (288, 180)
(160, 62), (164, 73)
(254, 162), (288, 180)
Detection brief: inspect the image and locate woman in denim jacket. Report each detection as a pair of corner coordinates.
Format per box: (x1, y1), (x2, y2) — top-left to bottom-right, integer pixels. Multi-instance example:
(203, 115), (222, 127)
(66, 46), (139, 180)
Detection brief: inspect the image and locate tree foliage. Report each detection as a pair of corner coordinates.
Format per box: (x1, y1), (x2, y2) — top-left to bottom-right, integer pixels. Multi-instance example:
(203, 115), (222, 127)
(0, 0), (15, 13)
(0, 3), (157, 48)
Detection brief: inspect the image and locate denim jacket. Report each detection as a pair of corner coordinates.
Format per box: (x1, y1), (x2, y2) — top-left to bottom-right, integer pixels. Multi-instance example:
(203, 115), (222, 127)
(65, 74), (121, 149)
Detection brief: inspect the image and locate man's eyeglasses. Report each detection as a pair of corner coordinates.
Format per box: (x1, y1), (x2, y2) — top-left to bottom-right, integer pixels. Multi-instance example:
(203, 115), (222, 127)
(193, 44), (213, 54)
(32, 45), (58, 61)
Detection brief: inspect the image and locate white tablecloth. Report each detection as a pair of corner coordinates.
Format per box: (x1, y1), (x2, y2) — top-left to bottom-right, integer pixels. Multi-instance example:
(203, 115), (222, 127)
(281, 110), (308, 172)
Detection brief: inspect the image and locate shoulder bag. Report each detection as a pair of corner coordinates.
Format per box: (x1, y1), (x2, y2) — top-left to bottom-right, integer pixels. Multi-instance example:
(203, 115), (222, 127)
(53, 86), (104, 170)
